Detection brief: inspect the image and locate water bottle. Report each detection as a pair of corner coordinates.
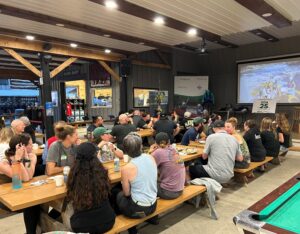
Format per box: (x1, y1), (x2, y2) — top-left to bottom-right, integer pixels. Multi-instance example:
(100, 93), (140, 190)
(12, 162), (22, 189)
(63, 166), (70, 183)
(114, 157), (120, 172)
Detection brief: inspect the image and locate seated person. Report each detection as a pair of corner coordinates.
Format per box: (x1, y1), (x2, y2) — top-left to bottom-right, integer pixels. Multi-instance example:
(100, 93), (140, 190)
(153, 113), (179, 143)
(181, 117), (205, 146)
(117, 132), (157, 234)
(0, 127), (14, 162)
(260, 117), (280, 163)
(150, 132), (185, 199)
(243, 119), (266, 162)
(225, 118), (250, 169)
(136, 112), (153, 129)
(93, 127), (124, 162)
(275, 113), (291, 152)
(111, 114), (137, 151)
(0, 134), (37, 234)
(132, 109), (142, 127)
(204, 113), (221, 137)
(63, 142), (116, 233)
(87, 116), (104, 137)
(46, 125), (78, 176)
(187, 120), (243, 184)
(19, 116), (37, 144)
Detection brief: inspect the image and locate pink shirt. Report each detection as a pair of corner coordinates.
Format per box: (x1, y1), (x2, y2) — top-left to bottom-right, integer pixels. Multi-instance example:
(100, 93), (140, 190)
(152, 145), (185, 192)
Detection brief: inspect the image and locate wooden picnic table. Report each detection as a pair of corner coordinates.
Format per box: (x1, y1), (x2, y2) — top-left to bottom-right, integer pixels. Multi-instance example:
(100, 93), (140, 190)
(0, 145), (202, 211)
(188, 140), (205, 148)
(137, 128), (154, 138)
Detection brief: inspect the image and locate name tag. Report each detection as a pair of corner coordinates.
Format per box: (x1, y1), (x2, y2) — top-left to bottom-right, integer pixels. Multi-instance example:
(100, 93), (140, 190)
(61, 154), (67, 161)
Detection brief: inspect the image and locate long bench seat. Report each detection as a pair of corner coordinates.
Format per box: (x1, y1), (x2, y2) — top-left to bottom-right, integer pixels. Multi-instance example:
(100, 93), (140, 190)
(234, 156), (273, 185)
(105, 185), (206, 234)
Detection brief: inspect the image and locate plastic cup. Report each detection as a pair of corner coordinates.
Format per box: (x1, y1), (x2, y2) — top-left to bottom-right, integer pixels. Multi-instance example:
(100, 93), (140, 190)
(54, 175), (64, 187)
(32, 143), (39, 150)
(123, 154), (130, 163)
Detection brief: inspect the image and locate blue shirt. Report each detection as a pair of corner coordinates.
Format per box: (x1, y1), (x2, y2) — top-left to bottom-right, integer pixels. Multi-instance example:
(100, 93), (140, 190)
(181, 127), (198, 145)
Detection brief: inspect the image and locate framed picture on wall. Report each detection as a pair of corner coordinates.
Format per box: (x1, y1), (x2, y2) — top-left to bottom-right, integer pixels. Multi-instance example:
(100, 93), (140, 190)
(91, 88), (112, 108)
(133, 87), (158, 108)
(65, 86), (78, 99)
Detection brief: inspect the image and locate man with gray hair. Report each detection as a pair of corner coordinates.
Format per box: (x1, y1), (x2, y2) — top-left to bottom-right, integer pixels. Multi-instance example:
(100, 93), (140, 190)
(20, 116), (36, 143)
(10, 119), (25, 135)
(116, 132), (157, 234)
(111, 114), (137, 150)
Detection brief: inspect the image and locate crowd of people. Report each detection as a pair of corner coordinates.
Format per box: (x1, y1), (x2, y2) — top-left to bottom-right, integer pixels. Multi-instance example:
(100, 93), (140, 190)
(0, 110), (292, 234)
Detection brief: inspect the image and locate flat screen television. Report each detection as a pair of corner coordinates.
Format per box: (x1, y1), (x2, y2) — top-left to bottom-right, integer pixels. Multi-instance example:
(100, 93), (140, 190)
(133, 88), (157, 108)
(237, 56), (300, 104)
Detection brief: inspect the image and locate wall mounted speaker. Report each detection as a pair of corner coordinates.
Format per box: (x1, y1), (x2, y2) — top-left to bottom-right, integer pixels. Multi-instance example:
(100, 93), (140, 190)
(120, 59), (131, 77)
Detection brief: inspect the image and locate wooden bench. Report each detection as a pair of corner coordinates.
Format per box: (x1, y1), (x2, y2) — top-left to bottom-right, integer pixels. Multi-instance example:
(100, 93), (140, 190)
(105, 185), (206, 234)
(234, 156), (273, 185)
(288, 146), (300, 152)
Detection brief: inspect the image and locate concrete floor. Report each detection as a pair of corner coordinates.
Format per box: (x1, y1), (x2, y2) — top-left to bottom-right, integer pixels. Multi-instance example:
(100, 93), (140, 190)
(0, 150), (299, 234)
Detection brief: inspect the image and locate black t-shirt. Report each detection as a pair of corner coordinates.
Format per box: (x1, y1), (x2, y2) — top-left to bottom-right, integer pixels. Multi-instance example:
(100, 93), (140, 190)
(132, 115), (142, 127)
(153, 119), (177, 143)
(24, 125), (36, 143)
(137, 118), (148, 129)
(276, 127), (290, 148)
(261, 130), (280, 157)
(243, 127), (266, 162)
(111, 124), (137, 150)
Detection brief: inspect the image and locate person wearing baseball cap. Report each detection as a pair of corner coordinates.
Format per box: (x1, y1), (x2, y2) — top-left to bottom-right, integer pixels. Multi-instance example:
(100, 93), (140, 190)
(187, 119), (243, 184)
(181, 117), (206, 146)
(93, 127), (123, 162)
(153, 113), (180, 143)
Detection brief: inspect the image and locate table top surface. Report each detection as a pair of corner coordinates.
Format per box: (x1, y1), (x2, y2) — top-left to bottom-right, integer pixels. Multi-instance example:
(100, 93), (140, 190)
(0, 145), (202, 211)
(188, 141), (205, 148)
(137, 128), (154, 138)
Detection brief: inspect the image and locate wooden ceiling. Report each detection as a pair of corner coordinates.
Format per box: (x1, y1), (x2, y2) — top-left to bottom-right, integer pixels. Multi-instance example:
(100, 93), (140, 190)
(0, 0), (300, 60)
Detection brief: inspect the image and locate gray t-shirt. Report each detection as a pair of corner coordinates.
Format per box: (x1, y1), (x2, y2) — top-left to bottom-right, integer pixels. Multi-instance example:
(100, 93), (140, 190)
(47, 141), (76, 167)
(203, 130), (241, 183)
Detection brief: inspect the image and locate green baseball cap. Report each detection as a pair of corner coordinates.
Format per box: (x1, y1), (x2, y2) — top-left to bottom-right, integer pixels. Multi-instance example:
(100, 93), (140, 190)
(93, 127), (111, 138)
(193, 117), (206, 125)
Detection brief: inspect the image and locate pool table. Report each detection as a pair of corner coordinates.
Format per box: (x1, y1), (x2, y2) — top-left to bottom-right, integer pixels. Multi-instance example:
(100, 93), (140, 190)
(233, 173), (300, 234)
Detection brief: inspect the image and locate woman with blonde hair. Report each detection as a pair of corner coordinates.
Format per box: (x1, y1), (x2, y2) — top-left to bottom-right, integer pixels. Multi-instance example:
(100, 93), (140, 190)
(275, 113), (291, 151)
(260, 117), (280, 162)
(0, 127), (14, 162)
(225, 118), (250, 169)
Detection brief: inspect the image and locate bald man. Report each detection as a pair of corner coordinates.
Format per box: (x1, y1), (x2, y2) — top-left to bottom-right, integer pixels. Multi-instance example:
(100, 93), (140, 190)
(11, 119), (25, 135)
(111, 114), (137, 150)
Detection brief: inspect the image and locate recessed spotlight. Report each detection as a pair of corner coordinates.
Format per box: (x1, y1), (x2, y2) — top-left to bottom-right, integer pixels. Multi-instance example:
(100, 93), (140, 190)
(70, 43), (78, 48)
(105, 0), (118, 9)
(103, 34), (111, 37)
(138, 42), (145, 45)
(56, 23), (65, 27)
(262, 13), (272, 17)
(187, 28), (197, 36)
(256, 32), (262, 35)
(104, 49), (111, 54)
(268, 38), (274, 41)
(25, 35), (35, 41)
(154, 16), (165, 25)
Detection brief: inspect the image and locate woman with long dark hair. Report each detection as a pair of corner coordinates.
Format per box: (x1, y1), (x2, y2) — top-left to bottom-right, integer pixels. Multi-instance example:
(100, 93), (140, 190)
(65, 142), (115, 233)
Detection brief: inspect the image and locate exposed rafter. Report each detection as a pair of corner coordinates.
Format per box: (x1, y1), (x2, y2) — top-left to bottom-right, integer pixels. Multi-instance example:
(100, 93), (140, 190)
(50, 57), (78, 78)
(98, 60), (120, 82)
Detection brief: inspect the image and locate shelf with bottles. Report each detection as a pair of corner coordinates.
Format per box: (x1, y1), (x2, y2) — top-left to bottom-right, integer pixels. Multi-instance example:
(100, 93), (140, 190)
(66, 98), (86, 122)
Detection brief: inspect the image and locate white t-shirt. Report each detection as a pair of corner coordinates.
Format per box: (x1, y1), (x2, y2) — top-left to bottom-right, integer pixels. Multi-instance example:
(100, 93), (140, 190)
(0, 143), (9, 162)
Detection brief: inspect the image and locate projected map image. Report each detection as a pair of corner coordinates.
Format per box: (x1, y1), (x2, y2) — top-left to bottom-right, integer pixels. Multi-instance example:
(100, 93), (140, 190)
(239, 59), (300, 103)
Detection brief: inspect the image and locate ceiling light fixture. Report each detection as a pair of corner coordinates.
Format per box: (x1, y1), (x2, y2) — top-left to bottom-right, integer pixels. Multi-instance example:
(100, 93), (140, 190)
(154, 16), (165, 25)
(256, 32), (262, 35)
(105, 49), (111, 54)
(70, 43), (78, 48)
(25, 35), (35, 41)
(262, 13), (272, 17)
(138, 42), (145, 45)
(187, 28), (197, 36)
(105, 0), (118, 9)
(103, 34), (111, 37)
(268, 38), (273, 41)
(56, 23), (65, 27)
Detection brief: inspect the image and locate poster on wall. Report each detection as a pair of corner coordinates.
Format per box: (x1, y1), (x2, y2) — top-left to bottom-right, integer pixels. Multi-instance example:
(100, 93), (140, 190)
(252, 99), (277, 113)
(174, 76), (209, 115)
(91, 88), (112, 108)
(51, 91), (58, 107)
(66, 86), (78, 99)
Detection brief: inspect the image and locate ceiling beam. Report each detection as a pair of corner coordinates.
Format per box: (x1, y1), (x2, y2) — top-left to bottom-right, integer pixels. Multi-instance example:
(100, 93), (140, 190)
(98, 60), (120, 82)
(0, 68), (38, 80)
(89, 0), (238, 47)
(0, 3), (170, 52)
(249, 29), (279, 42)
(0, 34), (123, 62)
(50, 57), (78, 78)
(131, 60), (171, 69)
(0, 27), (134, 56)
(3, 48), (41, 77)
(154, 50), (169, 66)
(235, 0), (291, 28)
